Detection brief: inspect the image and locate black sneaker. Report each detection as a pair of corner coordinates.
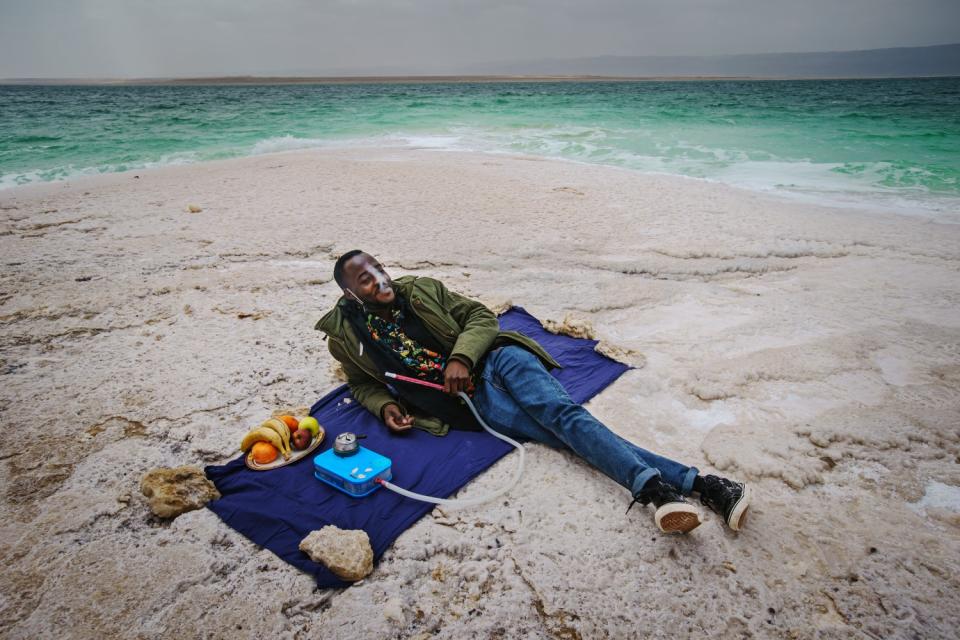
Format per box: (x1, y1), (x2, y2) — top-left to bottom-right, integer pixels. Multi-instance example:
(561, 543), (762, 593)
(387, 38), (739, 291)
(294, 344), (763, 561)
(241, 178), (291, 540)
(627, 477), (702, 534)
(699, 475), (751, 531)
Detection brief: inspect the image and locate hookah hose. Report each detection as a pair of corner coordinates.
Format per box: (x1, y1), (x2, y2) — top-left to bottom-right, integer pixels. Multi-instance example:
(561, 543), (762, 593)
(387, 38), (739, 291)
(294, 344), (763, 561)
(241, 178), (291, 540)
(374, 372), (526, 508)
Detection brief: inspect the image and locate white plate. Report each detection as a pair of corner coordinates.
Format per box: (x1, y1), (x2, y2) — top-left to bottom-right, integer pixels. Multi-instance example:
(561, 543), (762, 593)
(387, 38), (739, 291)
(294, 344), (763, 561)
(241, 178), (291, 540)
(245, 428), (325, 471)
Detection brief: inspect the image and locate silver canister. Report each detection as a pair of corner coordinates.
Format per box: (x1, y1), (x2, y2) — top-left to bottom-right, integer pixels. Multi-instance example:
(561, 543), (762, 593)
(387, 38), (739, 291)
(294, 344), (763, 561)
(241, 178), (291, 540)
(333, 432), (361, 456)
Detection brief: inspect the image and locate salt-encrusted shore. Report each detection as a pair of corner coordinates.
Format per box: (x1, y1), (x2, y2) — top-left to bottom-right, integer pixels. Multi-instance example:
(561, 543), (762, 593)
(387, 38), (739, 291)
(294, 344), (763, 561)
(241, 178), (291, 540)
(1, 148), (958, 639)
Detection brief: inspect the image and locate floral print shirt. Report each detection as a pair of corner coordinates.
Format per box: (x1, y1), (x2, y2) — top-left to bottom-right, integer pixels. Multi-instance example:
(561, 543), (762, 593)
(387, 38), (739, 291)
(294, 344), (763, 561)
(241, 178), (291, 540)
(365, 306), (444, 383)
(364, 305), (477, 394)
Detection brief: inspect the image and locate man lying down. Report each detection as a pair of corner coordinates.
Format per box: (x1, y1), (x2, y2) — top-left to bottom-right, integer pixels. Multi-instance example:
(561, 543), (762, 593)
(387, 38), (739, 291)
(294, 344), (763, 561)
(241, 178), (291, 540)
(314, 250), (751, 534)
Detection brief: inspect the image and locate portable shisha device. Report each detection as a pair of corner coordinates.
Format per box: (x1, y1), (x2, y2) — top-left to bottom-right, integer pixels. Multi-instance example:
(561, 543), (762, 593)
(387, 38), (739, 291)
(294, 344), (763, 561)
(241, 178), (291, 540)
(314, 432), (393, 497)
(312, 371), (526, 507)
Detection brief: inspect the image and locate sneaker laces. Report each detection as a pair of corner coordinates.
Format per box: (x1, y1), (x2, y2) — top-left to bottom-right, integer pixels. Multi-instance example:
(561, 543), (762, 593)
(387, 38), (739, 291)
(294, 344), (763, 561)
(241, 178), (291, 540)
(699, 475), (732, 511)
(625, 494), (649, 514)
(626, 478), (668, 514)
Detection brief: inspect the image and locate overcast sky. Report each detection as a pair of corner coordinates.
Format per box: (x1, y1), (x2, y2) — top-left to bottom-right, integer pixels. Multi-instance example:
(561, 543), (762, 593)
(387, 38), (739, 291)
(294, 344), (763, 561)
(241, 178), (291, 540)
(2, 0), (959, 78)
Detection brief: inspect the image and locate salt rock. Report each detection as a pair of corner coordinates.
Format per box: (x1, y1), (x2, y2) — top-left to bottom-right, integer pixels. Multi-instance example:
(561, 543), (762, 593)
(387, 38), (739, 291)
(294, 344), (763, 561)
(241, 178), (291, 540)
(383, 597), (405, 624)
(594, 340), (646, 368)
(299, 526), (373, 582)
(481, 298), (513, 316)
(544, 313), (597, 340)
(139, 466), (221, 518)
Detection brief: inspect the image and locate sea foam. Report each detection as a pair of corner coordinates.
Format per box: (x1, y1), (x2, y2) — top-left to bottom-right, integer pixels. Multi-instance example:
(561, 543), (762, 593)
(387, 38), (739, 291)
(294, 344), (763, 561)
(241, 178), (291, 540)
(250, 136), (335, 155)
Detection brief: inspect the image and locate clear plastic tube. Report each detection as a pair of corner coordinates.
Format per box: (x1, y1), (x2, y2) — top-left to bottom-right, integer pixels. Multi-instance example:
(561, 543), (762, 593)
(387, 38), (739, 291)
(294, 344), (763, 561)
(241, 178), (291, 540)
(376, 391), (525, 508)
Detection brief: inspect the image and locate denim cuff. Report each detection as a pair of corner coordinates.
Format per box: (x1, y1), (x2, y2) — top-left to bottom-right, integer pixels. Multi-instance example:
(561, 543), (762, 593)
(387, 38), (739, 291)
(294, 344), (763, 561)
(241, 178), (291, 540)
(681, 466), (699, 496)
(630, 468), (661, 498)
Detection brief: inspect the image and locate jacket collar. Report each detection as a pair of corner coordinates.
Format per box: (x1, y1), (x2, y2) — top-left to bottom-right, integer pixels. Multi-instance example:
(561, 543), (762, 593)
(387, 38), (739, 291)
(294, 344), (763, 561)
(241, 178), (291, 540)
(314, 275), (417, 338)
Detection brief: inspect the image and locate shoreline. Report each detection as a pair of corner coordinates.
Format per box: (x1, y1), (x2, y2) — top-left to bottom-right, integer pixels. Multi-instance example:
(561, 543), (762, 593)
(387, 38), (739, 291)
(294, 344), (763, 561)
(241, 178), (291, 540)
(1, 148), (958, 638)
(3, 143), (957, 225)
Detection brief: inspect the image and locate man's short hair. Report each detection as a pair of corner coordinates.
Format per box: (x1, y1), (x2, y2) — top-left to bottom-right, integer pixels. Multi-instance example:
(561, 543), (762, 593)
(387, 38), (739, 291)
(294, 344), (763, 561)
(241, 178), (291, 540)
(333, 250), (365, 289)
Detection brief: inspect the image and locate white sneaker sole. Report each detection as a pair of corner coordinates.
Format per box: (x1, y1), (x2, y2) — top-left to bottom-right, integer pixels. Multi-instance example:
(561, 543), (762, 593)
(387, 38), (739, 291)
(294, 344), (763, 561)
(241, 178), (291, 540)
(726, 484), (752, 531)
(654, 502), (702, 534)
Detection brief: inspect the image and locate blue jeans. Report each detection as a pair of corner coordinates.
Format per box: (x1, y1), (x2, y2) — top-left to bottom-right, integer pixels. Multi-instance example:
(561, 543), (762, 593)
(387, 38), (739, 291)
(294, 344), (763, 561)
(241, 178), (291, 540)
(472, 346), (698, 498)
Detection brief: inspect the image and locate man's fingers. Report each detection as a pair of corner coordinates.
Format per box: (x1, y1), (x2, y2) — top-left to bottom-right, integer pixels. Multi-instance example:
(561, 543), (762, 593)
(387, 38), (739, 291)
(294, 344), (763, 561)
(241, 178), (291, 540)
(385, 406), (410, 431)
(443, 368), (471, 395)
(387, 416), (412, 432)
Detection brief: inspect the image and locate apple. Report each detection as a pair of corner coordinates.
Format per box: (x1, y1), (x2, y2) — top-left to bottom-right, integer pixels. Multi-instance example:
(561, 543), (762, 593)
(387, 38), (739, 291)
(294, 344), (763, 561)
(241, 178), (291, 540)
(298, 416), (320, 437)
(291, 429), (311, 450)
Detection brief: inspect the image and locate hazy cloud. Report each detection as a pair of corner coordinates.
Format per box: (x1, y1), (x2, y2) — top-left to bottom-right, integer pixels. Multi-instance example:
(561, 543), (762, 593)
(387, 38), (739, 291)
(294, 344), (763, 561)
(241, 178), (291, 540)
(2, 0), (959, 77)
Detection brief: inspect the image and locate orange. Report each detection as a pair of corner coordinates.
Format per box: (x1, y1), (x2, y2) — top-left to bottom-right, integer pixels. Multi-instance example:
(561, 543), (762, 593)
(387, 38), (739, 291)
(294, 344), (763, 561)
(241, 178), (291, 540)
(278, 415), (299, 430)
(251, 441), (278, 464)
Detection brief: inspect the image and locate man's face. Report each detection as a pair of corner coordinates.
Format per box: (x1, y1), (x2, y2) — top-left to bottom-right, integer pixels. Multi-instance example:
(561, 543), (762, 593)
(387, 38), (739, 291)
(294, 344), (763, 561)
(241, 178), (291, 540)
(342, 253), (396, 308)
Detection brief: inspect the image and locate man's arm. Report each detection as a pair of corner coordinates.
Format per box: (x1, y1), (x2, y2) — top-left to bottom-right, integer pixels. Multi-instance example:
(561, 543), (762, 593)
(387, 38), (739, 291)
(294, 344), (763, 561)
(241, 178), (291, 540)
(328, 339), (398, 420)
(431, 279), (499, 370)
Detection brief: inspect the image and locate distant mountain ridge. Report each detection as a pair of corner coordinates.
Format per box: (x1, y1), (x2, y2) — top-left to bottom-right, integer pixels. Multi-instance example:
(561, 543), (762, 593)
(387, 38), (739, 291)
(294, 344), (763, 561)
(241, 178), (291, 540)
(2, 43), (959, 82)
(466, 43), (960, 78)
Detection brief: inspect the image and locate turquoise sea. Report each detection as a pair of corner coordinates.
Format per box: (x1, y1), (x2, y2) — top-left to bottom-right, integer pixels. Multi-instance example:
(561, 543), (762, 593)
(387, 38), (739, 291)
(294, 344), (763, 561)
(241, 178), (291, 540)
(1, 79), (959, 216)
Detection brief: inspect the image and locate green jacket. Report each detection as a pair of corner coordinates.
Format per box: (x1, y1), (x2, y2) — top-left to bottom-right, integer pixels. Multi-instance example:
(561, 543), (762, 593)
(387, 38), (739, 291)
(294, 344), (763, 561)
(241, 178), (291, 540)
(314, 275), (561, 435)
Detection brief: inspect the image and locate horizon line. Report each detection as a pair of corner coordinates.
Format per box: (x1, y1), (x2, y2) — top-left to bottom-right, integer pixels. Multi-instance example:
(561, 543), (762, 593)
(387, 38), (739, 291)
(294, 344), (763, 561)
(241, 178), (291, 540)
(3, 73), (960, 85)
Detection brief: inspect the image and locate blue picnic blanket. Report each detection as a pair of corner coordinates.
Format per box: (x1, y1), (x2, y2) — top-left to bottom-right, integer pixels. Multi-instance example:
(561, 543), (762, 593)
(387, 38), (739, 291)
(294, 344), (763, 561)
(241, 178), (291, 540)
(205, 307), (630, 588)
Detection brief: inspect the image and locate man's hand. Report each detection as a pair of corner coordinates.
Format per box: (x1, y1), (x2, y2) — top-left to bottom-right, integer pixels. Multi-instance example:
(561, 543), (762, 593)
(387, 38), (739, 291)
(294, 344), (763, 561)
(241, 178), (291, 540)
(443, 359), (472, 396)
(382, 403), (414, 432)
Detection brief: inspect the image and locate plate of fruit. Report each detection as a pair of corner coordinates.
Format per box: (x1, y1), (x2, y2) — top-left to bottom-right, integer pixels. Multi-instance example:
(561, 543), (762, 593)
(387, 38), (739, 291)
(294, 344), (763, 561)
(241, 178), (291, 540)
(241, 415), (325, 471)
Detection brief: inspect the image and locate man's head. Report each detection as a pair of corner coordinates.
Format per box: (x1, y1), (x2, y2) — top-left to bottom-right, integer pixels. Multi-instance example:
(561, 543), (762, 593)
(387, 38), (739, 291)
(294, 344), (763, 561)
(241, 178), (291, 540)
(333, 250), (396, 310)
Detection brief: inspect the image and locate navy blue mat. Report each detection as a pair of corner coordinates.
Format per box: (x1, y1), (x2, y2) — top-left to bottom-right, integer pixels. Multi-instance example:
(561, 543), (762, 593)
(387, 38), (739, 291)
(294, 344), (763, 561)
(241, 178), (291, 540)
(205, 306), (630, 588)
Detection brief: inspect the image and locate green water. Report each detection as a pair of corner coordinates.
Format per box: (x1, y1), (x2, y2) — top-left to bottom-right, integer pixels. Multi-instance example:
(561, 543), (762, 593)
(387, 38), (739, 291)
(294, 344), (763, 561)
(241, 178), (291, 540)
(1, 79), (958, 215)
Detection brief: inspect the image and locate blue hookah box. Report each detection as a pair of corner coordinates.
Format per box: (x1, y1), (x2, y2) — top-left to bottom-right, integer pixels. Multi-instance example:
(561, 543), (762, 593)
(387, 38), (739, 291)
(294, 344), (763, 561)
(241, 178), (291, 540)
(313, 446), (393, 498)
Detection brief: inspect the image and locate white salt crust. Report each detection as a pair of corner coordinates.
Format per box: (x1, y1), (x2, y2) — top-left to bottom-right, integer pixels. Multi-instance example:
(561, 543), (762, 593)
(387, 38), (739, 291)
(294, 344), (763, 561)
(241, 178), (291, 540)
(1, 148), (958, 639)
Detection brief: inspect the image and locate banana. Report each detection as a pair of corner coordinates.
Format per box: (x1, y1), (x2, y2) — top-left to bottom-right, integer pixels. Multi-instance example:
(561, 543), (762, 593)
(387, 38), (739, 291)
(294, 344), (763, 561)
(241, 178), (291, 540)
(261, 418), (292, 458)
(240, 426), (285, 455)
